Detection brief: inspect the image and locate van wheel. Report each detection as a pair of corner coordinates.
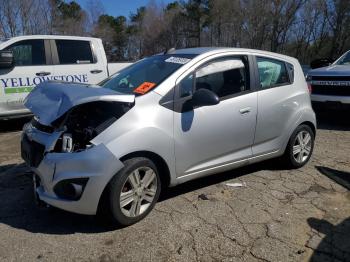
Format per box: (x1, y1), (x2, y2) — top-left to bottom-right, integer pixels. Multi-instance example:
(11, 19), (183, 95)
(283, 125), (315, 168)
(108, 157), (161, 226)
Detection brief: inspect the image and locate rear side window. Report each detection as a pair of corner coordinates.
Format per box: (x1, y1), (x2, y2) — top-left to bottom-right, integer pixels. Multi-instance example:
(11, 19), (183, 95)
(56, 40), (94, 64)
(5, 40), (46, 66)
(257, 57), (290, 89)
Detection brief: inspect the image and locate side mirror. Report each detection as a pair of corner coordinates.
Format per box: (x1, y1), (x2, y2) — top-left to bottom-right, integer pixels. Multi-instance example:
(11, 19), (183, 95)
(310, 58), (333, 69)
(192, 89), (219, 107)
(0, 50), (14, 69)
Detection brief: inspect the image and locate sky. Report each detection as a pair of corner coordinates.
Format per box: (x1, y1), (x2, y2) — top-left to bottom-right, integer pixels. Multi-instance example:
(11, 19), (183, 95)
(76, 0), (175, 18)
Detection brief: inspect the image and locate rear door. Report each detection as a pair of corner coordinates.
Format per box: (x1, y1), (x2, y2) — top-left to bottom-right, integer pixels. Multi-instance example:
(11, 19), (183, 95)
(51, 39), (108, 85)
(252, 56), (296, 156)
(0, 39), (53, 115)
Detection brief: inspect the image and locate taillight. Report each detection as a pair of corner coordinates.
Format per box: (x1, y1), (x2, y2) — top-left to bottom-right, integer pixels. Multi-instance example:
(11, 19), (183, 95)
(306, 75), (312, 93)
(307, 82), (312, 93)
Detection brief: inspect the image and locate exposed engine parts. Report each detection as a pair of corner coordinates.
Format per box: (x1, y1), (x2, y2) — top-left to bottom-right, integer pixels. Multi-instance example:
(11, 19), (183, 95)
(32, 101), (133, 153)
(57, 101), (132, 152)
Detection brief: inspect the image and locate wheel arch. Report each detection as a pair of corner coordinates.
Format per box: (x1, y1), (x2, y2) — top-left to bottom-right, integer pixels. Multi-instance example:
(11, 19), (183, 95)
(119, 151), (171, 189)
(299, 121), (316, 136)
(281, 119), (316, 156)
(96, 150), (171, 217)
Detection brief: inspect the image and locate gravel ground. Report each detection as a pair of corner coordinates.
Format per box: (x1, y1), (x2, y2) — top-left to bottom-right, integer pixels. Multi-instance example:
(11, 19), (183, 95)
(0, 110), (349, 262)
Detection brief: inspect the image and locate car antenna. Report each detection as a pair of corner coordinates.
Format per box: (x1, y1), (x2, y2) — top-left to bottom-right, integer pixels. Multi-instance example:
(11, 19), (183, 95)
(164, 47), (176, 54)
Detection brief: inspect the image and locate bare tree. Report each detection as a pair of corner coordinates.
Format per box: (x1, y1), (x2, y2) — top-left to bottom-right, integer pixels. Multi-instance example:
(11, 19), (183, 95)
(86, 0), (104, 27)
(240, 0), (271, 49)
(0, 0), (349, 63)
(324, 0), (350, 57)
(207, 0), (242, 47)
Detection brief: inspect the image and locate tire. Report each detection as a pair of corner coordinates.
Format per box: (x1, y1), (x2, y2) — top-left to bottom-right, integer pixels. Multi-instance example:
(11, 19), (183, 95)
(108, 157), (161, 226)
(283, 124), (315, 168)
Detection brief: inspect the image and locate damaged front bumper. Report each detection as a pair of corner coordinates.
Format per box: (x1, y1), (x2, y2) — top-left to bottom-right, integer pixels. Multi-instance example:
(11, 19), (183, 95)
(22, 123), (124, 215)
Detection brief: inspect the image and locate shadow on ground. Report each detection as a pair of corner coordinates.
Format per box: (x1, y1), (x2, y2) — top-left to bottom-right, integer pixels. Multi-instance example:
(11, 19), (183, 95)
(159, 159), (283, 202)
(308, 217), (350, 261)
(309, 166), (350, 260)
(0, 117), (31, 133)
(316, 166), (350, 190)
(0, 163), (118, 234)
(314, 107), (350, 131)
(0, 159), (282, 235)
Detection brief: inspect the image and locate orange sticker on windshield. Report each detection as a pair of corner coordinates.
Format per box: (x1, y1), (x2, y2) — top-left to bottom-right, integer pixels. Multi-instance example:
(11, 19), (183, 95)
(133, 82), (156, 95)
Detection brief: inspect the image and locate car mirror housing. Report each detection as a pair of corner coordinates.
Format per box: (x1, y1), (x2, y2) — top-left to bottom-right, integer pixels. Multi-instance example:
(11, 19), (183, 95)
(192, 88), (219, 107)
(0, 50), (14, 69)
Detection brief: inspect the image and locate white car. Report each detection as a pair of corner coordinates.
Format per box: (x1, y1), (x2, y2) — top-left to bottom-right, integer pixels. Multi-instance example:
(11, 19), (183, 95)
(0, 35), (131, 119)
(22, 47), (316, 226)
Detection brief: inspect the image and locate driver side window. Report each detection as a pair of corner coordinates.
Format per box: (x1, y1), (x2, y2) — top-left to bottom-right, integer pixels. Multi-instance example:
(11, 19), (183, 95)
(5, 39), (46, 66)
(178, 57), (249, 100)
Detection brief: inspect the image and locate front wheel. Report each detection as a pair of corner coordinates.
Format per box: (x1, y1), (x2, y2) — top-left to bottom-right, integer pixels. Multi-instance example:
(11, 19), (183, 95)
(108, 157), (161, 226)
(283, 125), (315, 168)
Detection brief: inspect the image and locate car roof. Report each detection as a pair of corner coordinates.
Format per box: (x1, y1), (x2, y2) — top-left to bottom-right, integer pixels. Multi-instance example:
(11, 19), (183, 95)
(172, 47), (297, 62)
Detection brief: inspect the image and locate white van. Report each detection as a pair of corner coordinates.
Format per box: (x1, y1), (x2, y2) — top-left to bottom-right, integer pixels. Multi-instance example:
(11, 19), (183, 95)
(0, 35), (131, 119)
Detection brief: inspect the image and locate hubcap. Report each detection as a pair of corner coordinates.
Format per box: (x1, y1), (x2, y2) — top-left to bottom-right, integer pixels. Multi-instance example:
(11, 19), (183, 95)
(119, 167), (157, 217)
(293, 130), (312, 164)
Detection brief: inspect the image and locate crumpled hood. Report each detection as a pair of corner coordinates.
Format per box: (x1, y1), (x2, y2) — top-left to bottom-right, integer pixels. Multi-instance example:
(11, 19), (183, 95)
(24, 81), (135, 126)
(308, 65), (350, 76)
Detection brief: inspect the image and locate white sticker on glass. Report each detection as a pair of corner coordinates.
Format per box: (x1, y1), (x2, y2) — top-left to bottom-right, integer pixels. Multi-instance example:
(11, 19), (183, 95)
(165, 56), (191, 64)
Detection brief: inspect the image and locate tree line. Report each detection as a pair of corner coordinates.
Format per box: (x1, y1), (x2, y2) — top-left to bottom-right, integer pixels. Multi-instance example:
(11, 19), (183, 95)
(0, 0), (349, 63)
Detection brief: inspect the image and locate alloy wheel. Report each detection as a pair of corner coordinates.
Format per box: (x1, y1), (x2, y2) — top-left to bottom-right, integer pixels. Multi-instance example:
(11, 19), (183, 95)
(292, 130), (312, 164)
(119, 167), (158, 217)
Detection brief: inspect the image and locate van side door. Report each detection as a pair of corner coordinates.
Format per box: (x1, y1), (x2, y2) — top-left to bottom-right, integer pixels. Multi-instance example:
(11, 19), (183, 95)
(0, 39), (53, 116)
(51, 39), (108, 85)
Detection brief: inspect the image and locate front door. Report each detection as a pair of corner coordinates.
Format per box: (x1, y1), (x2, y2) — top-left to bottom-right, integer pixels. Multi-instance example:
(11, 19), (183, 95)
(173, 56), (257, 178)
(0, 39), (53, 115)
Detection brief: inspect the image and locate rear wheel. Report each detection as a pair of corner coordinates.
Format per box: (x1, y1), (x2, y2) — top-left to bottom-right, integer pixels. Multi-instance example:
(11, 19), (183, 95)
(108, 157), (161, 226)
(283, 125), (315, 168)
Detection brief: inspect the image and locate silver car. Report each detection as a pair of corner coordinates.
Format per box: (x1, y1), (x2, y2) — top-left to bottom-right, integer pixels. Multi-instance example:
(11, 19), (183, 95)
(21, 48), (316, 225)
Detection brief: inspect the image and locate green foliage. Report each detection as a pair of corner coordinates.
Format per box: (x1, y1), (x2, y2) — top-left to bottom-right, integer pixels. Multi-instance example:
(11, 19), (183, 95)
(58, 1), (83, 20)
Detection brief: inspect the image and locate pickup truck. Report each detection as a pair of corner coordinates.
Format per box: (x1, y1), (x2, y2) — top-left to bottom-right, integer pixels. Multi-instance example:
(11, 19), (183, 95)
(0, 35), (131, 119)
(307, 50), (350, 109)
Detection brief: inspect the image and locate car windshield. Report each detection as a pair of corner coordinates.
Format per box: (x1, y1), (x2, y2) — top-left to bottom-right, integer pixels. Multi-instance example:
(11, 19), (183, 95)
(101, 54), (196, 95)
(335, 51), (350, 65)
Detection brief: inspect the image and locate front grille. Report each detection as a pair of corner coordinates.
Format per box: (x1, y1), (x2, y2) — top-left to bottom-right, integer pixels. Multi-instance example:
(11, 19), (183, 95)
(311, 85), (350, 96)
(312, 76), (350, 81)
(21, 134), (45, 168)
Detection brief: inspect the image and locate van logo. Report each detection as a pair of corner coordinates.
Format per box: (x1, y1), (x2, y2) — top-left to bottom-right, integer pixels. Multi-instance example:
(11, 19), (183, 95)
(0, 74), (89, 94)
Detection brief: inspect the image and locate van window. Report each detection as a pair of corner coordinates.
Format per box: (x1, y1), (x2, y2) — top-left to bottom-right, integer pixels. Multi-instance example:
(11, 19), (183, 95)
(257, 57), (290, 89)
(56, 40), (94, 64)
(5, 40), (46, 66)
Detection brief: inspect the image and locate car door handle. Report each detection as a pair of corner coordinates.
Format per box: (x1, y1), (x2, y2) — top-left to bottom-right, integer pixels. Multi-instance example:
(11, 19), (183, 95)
(239, 107), (252, 114)
(90, 69), (103, 74)
(36, 71), (51, 76)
